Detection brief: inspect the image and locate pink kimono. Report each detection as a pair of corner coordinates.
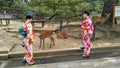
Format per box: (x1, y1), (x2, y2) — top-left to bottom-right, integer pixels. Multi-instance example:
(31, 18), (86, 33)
(23, 22), (35, 64)
(80, 18), (94, 57)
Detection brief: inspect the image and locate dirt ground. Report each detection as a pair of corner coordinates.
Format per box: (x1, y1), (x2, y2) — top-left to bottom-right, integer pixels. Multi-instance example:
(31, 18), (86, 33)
(0, 20), (120, 52)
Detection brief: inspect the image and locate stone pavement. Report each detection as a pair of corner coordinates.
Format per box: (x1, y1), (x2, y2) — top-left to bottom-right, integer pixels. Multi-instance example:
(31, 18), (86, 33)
(26, 57), (120, 68)
(3, 51), (120, 68)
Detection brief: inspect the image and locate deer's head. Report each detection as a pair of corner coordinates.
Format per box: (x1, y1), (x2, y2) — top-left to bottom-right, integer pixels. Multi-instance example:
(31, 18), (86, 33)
(39, 30), (43, 37)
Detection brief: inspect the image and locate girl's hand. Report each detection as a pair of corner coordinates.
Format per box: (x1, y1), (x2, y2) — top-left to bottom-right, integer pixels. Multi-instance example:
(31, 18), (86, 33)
(34, 33), (41, 36)
(31, 38), (34, 43)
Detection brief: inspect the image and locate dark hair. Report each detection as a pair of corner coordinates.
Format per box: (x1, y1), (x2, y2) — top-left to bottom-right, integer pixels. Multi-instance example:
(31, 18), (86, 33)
(82, 11), (90, 16)
(26, 14), (33, 19)
(26, 16), (33, 19)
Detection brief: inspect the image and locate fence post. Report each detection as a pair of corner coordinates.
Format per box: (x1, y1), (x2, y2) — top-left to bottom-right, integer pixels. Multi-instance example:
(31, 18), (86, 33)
(60, 21), (63, 31)
(66, 18), (69, 26)
(6, 19), (8, 26)
(42, 21), (45, 27)
(8, 19), (10, 25)
(0, 19), (2, 24)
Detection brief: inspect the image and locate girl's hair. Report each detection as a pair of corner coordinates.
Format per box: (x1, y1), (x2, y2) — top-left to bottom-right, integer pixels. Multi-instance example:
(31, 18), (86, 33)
(82, 11), (90, 16)
(26, 14), (33, 19)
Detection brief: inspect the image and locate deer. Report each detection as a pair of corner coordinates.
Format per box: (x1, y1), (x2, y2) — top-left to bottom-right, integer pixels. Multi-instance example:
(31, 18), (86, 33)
(39, 30), (55, 49)
(92, 13), (111, 25)
(56, 30), (69, 39)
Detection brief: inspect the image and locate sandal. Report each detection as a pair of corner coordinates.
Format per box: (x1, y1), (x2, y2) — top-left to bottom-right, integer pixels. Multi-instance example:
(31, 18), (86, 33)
(82, 55), (90, 58)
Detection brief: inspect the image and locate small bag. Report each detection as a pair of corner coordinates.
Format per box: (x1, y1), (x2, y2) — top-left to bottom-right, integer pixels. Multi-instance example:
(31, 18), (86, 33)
(19, 27), (27, 37)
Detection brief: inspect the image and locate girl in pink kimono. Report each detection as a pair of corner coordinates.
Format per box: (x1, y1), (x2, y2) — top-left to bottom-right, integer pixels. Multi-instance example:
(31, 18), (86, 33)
(22, 14), (35, 65)
(80, 11), (94, 58)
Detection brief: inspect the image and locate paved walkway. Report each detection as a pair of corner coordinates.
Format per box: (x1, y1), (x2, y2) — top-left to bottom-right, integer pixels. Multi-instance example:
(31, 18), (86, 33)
(28, 57), (120, 68)
(3, 51), (120, 68)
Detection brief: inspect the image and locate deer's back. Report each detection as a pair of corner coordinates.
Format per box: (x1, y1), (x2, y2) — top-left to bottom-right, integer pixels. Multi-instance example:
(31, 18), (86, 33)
(92, 16), (106, 23)
(56, 31), (68, 38)
(40, 30), (53, 38)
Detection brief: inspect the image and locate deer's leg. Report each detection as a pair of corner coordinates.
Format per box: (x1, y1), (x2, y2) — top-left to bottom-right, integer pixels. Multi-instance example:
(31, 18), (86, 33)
(43, 38), (45, 49)
(52, 37), (55, 46)
(49, 37), (52, 48)
(50, 37), (55, 47)
(39, 38), (42, 49)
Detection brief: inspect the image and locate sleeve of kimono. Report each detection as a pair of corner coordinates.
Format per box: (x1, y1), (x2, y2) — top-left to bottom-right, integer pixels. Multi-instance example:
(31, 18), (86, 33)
(80, 21), (85, 30)
(23, 23), (26, 30)
(80, 25), (83, 30)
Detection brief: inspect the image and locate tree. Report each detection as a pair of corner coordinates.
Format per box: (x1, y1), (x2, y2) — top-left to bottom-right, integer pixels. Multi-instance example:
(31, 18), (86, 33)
(0, 0), (13, 10)
(0, 0), (104, 20)
(102, 0), (119, 26)
(28, 0), (96, 19)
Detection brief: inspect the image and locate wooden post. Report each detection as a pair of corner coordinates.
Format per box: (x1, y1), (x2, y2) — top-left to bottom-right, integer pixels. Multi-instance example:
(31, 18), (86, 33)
(112, 5), (115, 28)
(0, 19), (2, 24)
(8, 19), (10, 25)
(60, 21), (63, 31)
(6, 19), (8, 26)
(42, 21), (45, 27)
(66, 17), (69, 26)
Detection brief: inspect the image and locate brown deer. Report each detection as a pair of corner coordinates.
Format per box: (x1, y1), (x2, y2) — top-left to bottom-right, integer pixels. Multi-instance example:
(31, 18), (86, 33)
(39, 30), (55, 49)
(92, 13), (111, 25)
(56, 30), (69, 39)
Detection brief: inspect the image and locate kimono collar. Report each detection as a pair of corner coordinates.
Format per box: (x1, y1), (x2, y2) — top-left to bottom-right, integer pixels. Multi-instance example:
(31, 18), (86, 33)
(84, 17), (90, 20)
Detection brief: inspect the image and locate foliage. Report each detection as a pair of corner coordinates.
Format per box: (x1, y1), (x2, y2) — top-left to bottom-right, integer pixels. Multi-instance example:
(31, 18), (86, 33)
(0, 0), (104, 20)
(28, 0), (104, 19)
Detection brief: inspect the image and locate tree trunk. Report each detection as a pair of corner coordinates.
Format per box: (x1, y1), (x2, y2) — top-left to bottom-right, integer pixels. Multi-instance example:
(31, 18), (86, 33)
(102, 0), (119, 26)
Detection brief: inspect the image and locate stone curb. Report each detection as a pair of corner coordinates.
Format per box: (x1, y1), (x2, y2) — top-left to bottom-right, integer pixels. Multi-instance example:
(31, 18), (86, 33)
(0, 51), (8, 54)
(0, 46), (120, 60)
(0, 54), (8, 60)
